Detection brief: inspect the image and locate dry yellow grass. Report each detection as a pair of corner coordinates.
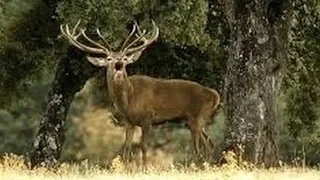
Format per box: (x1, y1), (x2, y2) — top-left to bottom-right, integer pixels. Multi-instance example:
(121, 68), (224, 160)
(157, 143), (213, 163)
(1, 153), (320, 180)
(2, 165), (320, 180)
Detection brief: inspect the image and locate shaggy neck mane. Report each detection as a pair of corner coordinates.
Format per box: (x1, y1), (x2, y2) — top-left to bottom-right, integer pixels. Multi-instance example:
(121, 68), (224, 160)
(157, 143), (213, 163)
(106, 72), (132, 115)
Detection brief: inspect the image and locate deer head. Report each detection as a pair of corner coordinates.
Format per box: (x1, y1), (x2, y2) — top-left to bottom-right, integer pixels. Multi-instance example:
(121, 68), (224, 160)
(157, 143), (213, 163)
(59, 20), (159, 84)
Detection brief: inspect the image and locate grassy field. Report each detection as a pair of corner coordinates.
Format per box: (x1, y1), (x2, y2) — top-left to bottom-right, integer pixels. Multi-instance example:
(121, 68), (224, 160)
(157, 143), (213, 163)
(1, 154), (320, 180)
(2, 169), (320, 180)
(2, 165), (320, 180)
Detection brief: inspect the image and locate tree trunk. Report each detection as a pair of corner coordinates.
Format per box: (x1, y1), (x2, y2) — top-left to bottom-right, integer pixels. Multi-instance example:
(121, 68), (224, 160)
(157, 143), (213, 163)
(29, 49), (99, 168)
(223, 0), (291, 166)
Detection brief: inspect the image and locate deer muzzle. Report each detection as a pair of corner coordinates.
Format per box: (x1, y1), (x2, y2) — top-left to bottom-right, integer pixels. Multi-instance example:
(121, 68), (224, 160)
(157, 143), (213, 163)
(115, 61), (124, 71)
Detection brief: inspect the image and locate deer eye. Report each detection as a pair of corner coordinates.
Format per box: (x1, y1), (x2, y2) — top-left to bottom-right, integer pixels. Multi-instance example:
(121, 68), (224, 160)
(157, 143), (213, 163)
(107, 57), (113, 61)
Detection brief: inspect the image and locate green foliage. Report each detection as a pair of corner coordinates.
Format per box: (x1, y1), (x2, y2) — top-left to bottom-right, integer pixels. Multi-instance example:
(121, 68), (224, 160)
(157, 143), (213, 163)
(57, 0), (211, 49)
(278, 0), (320, 165)
(0, 0), (35, 42)
(0, 0), (62, 108)
(0, 77), (49, 154)
(283, 0), (320, 138)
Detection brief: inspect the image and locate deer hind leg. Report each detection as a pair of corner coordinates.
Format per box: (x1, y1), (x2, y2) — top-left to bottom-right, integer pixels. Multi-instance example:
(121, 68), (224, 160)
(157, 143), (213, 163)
(188, 119), (202, 163)
(121, 124), (135, 163)
(200, 129), (214, 162)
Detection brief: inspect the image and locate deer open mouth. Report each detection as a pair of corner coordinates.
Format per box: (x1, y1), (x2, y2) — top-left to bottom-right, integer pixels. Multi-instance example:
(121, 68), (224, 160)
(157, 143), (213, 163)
(115, 61), (123, 71)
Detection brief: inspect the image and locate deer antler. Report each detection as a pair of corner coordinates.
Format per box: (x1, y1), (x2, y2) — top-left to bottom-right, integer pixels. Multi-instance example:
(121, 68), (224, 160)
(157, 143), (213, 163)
(60, 20), (110, 54)
(120, 23), (137, 52)
(122, 28), (147, 53)
(122, 20), (159, 55)
(96, 28), (112, 50)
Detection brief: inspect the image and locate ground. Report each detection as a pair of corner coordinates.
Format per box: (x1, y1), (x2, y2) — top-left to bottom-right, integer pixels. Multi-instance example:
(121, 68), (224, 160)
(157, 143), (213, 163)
(1, 154), (320, 180)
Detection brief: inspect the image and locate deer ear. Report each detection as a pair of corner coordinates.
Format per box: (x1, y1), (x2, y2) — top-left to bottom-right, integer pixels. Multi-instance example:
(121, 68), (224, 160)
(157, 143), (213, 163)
(126, 50), (144, 64)
(86, 56), (108, 67)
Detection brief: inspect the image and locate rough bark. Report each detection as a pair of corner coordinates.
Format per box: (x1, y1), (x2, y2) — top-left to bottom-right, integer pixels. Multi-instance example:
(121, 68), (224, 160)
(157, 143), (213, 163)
(29, 49), (99, 168)
(223, 0), (291, 166)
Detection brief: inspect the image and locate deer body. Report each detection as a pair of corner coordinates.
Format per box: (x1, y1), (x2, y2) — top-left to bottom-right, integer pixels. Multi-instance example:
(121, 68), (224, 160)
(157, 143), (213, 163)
(60, 20), (220, 167)
(109, 72), (220, 165)
(111, 75), (219, 126)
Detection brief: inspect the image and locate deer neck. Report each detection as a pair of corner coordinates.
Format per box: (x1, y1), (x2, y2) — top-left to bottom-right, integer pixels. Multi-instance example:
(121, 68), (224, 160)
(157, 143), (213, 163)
(106, 71), (133, 115)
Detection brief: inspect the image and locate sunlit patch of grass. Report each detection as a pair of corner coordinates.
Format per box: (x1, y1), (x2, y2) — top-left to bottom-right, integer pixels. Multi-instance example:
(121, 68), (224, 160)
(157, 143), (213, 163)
(1, 153), (320, 180)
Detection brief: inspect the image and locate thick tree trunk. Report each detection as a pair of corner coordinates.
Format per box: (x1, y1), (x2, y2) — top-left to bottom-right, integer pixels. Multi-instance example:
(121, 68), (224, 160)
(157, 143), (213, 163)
(223, 0), (291, 166)
(29, 49), (99, 168)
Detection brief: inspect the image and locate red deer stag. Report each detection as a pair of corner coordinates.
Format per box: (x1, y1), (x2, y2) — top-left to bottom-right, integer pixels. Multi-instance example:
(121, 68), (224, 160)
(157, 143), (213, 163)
(60, 20), (220, 167)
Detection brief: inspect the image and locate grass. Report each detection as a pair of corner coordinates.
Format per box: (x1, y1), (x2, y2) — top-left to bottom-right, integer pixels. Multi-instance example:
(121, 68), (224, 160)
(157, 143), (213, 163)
(1, 153), (320, 180)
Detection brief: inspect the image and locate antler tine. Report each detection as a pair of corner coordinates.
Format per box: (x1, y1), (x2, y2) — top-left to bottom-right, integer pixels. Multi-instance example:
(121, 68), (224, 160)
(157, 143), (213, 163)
(60, 21), (106, 54)
(81, 29), (110, 54)
(135, 22), (144, 38)
(96, 28), (113, 50)
(132, 24), (148, 50)
(125, 20), (159, 54)
(122, 29), (147, 53)
(135, 22), (148, 43)
(65, 24), (81, 39)
(120, 23), (137, 51)
(72, 19), (82, 37)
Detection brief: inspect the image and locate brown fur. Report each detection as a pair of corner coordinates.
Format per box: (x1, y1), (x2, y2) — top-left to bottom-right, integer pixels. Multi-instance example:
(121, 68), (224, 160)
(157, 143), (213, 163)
(126, 75), (220, 125)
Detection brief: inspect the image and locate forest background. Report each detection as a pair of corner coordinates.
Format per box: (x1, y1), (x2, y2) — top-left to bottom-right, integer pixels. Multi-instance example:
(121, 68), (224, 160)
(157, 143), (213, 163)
(0, 0), (320, 168)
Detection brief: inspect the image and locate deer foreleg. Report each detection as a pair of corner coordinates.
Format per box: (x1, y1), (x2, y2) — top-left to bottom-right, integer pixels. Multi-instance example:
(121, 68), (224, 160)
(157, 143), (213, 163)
(141, 124), (151, 170)
(121, 124), (135, 163)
